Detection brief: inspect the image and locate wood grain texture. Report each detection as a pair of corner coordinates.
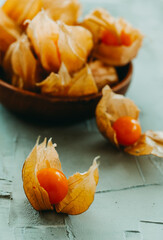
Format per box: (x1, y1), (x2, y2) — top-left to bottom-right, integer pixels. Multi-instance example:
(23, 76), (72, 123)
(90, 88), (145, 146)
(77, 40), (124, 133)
(0, 0), (163, 239)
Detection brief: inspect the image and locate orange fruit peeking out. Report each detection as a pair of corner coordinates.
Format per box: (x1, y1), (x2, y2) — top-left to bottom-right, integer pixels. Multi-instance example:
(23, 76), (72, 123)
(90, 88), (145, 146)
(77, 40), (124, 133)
(112, 116), (141, 146)
(37, 168), (68, 204)
(101, 29), (133, 46)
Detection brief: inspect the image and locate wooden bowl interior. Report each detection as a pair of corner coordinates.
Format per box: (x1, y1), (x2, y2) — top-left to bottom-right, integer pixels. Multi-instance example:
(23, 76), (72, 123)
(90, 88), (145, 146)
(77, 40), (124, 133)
(0, 62), (133, 122)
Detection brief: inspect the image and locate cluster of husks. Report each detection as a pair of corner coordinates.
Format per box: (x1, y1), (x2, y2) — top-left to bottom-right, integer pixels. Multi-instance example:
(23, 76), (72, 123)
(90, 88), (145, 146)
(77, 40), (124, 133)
(0, 1), (143, 96)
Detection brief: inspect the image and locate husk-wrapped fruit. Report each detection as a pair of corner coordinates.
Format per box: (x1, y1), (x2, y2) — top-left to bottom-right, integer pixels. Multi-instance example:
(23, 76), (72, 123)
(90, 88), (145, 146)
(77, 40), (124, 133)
(22, 138), (99, 214)
(96, 85), (163, 157)
(3, 34), (42, 90)
(82, 8), (143, 66)
(27, 11), (93, 73)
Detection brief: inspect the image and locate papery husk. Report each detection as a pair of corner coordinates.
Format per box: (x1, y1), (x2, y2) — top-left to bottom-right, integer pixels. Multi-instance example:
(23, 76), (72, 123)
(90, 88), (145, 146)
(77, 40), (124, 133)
(42, 0), (81, 25)
(0, 9), (21, 52)
(22, 138), (62, 211)
(89, 60), (118, 90)
(27, 11), (93, 73)
(3, 34), (41, 90)
(125, 130), (163, 157)
(27, 11), (61, 73)
(36, 63), (71, 96)
(55, 157), (99, 215)
(37, 63), (98, 97)
(2, 0), (42, 26)
(58, 21), (93, 73)
(96, 85), (140, 146)
(68, 65), (98, 97)
(82, 8), (115, 43)
(82, 8), (143, 66)
(94, 40), (143, 66)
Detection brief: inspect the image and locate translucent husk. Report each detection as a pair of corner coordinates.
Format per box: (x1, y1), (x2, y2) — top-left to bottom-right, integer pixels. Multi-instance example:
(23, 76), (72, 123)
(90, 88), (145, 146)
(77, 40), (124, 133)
(27, 11), (93, 73)
(22, 138), (99, 214)
(42, 0), (81, 25)
(96, 85), (140, 146)
(125, 130), (163, 157)
(22, 138), (61, 211)
(58, 21), (93, 73)
(27, 11), (60, 73)
(55, 157), (99, 215)
(2, 0), (42, 26)
(37, 63), (98, 97)
(3, 34), (41, 90)
(82, 8), (143, 66)
(88, 60), (118, 91)
(96, 85), (163, 157)
(0, 9), (21, 52)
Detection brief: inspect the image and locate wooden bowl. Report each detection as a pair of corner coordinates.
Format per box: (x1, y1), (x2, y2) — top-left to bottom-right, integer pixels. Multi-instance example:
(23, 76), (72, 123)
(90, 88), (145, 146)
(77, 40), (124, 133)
(0, 62), (133, 122)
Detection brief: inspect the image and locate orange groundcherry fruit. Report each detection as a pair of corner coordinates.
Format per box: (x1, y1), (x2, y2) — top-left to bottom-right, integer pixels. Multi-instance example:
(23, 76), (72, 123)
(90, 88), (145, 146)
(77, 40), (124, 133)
(120, 30), (133, 46)
(101, 30), (119, 46)
(37, 168), (68, 204)
(112, 116), (141, 146)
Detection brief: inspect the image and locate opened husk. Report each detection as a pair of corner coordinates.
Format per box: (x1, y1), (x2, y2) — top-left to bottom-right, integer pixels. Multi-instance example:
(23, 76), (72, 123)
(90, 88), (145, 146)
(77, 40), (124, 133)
(22, 138), (62, 211)
(22, 138), (99, 214)
(55, 157), (99, 215)
(0, 9), (21, 52)
(96, 85), (140, 146)
(96, 86), (163, 157)
(37, 63), (98, 97)
(125, 130), (163, 157)
(82, 8), (143, 66)
(42, 0), (81, 25)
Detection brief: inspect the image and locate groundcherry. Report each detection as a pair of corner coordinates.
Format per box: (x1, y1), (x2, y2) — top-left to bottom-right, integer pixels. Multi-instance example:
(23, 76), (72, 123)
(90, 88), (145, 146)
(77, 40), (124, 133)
(112, 116), (141, 146)
(37, 168), (68, 205)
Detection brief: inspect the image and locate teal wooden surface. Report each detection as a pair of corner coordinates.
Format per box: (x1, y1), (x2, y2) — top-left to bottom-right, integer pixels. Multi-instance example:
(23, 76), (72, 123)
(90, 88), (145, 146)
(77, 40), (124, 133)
(0, 0), (163, 239)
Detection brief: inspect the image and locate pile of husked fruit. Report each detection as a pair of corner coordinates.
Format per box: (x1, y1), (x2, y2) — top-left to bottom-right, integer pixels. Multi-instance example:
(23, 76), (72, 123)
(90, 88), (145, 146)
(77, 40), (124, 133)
(0, 0), (143, 97)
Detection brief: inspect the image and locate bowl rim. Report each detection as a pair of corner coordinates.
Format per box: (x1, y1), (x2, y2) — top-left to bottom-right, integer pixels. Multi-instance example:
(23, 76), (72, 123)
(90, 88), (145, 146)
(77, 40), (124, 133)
(0, 62), (133, 103)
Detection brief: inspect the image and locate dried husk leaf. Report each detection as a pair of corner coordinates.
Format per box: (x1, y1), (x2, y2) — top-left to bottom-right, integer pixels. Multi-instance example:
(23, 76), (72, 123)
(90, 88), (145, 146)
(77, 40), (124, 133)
(42, 0), (81, 25)
(22, 138), (62, 211)
(27, 11), (93, 73)
(2, 0), (42, 26)
(0, 9), (21, 52)
(55, 158), (99, 215)
(89, 60), (118, 90)
(3, 34), (41, 90)
(125, 130), (163, 157)
(36, 63), (72, 96)
(82, 8), (143, 66)
(37, 63), (98, 97)
(68, 65), (98, 97)
(96, 85), (140, 146)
